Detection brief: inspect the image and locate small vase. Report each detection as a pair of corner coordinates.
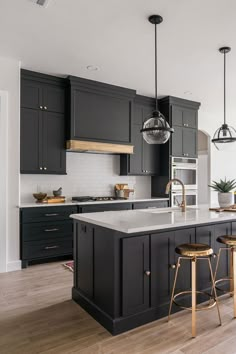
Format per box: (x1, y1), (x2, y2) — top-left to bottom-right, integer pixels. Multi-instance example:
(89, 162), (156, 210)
(218, 192), (233, 208)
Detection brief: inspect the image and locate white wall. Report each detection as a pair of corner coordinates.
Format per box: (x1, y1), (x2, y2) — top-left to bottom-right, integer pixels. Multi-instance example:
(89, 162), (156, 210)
(0, 57), (21, 272)
(198, 107), (236, 205)
(20, 153), (151, 203)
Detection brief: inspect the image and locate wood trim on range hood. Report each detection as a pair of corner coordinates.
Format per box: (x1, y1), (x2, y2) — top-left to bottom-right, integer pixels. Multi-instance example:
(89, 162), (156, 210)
(66, 140), (134, 154)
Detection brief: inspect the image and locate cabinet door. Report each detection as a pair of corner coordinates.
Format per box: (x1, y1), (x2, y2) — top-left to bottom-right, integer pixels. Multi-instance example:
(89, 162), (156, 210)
(151, 231), (175, 308)
(183, 108), (197, 129)
(20, 108), (43, 173)
(129, 124), (143, 174)
(42, 112), (66, 174)
(71, 89), (131, 144)
(76, 223), (94, 299)
(174, 228), (194, 306)
(21, 79), (42, 110)
(171, 125), (183, 157)
(122, 235), (150, 316)
(195, 225), (214, 291)
(171, 106), (183, 126)
(142, 140), (160, 175)
(183, 127), (197, 158)
(213, 223), (230, 284)
(43, 86), (65, 113)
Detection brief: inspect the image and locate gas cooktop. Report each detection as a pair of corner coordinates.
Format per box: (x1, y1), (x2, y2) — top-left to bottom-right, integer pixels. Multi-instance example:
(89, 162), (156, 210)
(72, 196), (124, 202)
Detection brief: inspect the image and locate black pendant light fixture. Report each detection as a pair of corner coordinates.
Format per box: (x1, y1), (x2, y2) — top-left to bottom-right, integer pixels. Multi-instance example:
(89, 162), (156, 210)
(212, 47), (236, 150)
(141, 15), (174, 144)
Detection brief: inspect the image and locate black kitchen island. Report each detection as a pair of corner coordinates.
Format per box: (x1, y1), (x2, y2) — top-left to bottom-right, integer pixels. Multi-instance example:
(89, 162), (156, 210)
(71, 206), (235, 335)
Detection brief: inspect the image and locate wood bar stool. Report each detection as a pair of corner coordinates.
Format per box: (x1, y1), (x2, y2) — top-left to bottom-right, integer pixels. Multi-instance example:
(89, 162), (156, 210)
(214, 235), (236, 317)
(168, 243), (222, 338)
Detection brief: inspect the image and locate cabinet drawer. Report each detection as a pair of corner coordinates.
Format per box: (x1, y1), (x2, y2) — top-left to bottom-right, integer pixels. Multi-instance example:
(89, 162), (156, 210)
(79, 203), (132, 213)
(22, 238), (73, 260)
(21, 206), (77, 223)
(22, 220), (73, 242)
(132, 201), (168, 210)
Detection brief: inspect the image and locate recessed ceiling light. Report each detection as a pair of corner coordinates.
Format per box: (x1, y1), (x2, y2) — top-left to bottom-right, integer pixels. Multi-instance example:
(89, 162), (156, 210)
(184, 91), (192, 95)
(30, 0), (51, 7)
(86, 65), (100, 71)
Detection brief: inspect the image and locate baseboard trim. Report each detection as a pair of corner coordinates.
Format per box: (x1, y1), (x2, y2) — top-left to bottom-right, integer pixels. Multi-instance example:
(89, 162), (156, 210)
(7, 260), (21, 272)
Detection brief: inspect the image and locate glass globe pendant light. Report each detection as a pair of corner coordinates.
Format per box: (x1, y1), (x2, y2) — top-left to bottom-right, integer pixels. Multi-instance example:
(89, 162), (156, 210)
(212, 47), (236, 150)
(141, 15), (174, 144)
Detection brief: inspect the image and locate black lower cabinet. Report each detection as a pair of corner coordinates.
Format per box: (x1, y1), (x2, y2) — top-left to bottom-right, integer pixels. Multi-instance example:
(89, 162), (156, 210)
(122, 235), (150, 317)
(78, 203), (132, 213)
(195, 225), (214, 291)
(151, 228), (194, 313)
(20, 206), (77, 268)
(195, 223), (230, 292)
(72, 221), (233, 335)
(74, 222), (94, 298)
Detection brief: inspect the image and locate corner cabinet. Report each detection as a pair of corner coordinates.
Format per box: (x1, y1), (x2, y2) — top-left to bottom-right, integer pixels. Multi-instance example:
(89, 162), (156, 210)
(67, 76), (135, 145)
(159, 96), (200, 159)
(20, 70), (66, 174)
(120, 95), (160, 176)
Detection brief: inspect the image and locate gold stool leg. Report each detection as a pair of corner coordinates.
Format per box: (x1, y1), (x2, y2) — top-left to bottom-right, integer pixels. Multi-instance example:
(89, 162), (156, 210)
(168, 257), (181, 321)
(208, 257), (222, 326)
(191, 257), (197, 338)
(233, 247), (236, 318)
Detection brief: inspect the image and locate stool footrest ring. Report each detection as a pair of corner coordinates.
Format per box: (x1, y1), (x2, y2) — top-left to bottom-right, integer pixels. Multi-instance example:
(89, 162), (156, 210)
(215, 277), (234, 294)
(173, 290), (216, 311)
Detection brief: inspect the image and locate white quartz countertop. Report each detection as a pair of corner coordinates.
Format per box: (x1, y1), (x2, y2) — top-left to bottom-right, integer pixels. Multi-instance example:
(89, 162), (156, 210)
(70, 205), (236, 234)
(19, 197), (169, 208)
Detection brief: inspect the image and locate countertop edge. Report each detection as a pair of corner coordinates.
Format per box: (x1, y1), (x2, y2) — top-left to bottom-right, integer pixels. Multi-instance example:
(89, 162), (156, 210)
(18, 198), (169, 208)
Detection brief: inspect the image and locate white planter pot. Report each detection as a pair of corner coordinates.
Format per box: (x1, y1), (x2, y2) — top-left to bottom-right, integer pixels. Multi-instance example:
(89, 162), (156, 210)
(218, 192), (233, 208)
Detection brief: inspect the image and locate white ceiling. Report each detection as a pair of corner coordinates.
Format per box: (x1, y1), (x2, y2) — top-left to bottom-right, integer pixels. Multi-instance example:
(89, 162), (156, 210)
(1, 0), (236, 126)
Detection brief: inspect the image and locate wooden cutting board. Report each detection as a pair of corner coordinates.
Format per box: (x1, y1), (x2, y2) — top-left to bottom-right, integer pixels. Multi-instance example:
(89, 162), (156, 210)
(209, 207), (236, 212)
(38, 196), (66, 204)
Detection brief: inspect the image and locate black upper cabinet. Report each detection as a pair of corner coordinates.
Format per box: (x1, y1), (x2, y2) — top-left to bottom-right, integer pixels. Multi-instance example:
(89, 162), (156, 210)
(67, 76), (135, 145)
(171, 105), (198, 129)
(171, 125), (198, 158)
(42, 111), (66, 174)
(120, 95), (160, 176)
(20, 70), (66, 174)
(159, 96), (200, 159)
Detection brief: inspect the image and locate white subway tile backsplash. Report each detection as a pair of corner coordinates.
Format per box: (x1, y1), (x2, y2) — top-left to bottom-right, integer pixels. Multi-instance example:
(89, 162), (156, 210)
(20, 153), (151, 203)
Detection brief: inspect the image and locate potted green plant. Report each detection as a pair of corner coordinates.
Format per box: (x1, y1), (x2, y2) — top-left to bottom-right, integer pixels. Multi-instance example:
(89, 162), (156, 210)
(209, 178), (236, 208)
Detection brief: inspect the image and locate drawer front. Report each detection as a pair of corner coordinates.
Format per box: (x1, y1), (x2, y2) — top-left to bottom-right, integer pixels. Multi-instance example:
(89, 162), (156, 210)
(22, 238), (73, 260)
(132, 201), (168, 210)
(21, 206), (78, 223)
(22, 220), (73, 242)
(79, 203), (132, 213)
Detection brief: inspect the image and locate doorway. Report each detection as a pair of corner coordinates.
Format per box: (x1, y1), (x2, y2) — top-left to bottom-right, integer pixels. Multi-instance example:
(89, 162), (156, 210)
(198, 130), (211, 205)
(0, 91), (8, 272)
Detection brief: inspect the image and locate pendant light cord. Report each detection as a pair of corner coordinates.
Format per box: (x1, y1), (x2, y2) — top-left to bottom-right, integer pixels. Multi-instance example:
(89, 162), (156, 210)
(224, 50), (226, 125)
(155, 24), (158, 111)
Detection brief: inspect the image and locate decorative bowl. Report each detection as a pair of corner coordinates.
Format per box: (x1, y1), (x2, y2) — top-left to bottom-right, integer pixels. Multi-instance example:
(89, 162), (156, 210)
(33, 193), (47, 202)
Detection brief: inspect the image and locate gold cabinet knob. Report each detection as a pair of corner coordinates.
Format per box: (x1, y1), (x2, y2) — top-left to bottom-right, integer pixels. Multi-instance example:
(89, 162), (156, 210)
(170, 264), (176, 269)
(145, 270), (151, 276)
(44, 167), (47, 170)
(39, 167), (43, 170)
(44, 106), (47, 110)
(39, 106), (43, 110)
(212, 253), (217, 258)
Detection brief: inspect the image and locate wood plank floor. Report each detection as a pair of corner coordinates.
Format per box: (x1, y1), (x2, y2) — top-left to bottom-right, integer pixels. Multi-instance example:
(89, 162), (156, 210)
(1, 262), (236, 354)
